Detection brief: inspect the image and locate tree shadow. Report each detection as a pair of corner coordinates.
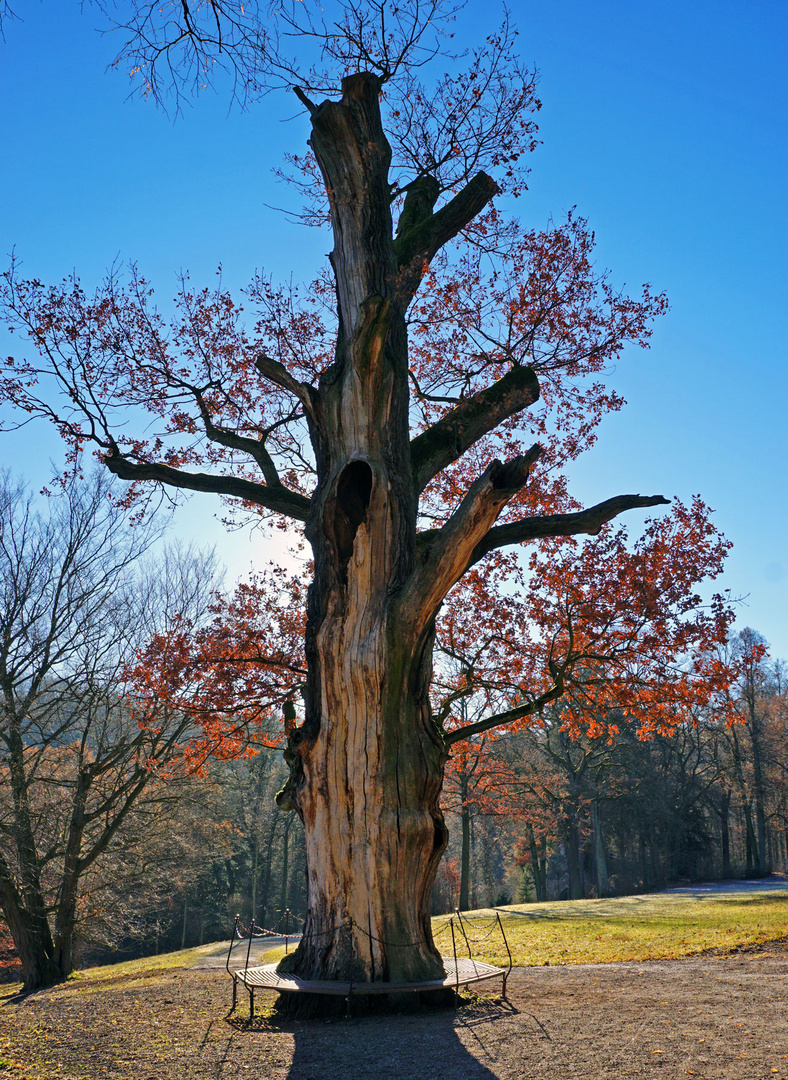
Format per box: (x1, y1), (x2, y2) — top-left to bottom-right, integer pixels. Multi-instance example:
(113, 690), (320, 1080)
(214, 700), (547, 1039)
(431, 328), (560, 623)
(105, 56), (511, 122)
(229, 993), (549, 1080)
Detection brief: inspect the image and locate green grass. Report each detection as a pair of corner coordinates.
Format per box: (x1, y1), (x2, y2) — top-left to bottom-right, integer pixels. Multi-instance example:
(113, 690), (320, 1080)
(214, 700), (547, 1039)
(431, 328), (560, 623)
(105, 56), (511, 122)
(70, 941), (226, 983)
(233, 890), (788, 971)
(259, 944), (291, 965)
(434, 889), (788, 967)
(0, 941), (234, 998)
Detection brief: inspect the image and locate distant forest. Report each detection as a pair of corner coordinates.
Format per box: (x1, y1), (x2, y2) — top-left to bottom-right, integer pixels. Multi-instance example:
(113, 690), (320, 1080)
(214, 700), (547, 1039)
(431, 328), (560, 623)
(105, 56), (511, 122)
(3, 627), (784, 975)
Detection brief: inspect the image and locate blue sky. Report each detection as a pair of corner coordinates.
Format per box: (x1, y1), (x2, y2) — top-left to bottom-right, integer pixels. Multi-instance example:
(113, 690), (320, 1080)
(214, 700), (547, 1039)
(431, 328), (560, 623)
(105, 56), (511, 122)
(1, 1), (786, 656)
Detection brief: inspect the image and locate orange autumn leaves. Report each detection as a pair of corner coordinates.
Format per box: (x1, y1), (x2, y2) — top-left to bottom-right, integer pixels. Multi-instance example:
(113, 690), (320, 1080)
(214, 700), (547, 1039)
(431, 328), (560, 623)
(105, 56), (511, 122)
(437, 496), (733, 744)
(127, 496), (733, 763)
(128, 568), (307, 767)
(0, 210), (664, 530)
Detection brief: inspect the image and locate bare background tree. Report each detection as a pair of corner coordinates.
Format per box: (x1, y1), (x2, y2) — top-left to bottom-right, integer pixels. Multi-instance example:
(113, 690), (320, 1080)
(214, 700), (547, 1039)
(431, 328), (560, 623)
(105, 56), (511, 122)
(0, 472), (218, 990)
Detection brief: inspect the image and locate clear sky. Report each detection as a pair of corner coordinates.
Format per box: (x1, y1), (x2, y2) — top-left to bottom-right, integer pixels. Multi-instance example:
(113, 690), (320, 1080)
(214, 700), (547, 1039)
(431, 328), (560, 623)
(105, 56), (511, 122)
(1, 2), (786, 655)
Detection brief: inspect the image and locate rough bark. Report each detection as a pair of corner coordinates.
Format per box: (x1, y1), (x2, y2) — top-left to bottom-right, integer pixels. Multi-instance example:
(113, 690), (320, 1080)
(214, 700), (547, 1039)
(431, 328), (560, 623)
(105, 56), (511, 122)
(276, 74), (452, 996)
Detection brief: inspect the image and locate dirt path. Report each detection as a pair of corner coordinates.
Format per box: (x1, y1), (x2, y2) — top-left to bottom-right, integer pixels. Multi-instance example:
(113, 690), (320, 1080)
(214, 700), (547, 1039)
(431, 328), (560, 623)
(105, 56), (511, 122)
(187, 935), (301, 970)
(1, 939), (786, 1079)
(661, 874), (788, 896)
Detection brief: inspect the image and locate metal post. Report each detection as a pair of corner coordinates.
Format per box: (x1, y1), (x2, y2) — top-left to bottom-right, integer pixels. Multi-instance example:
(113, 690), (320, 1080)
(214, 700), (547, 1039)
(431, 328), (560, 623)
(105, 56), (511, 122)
(244, 919), (253, 973)
(450, 918), (460, 1003)
(496, 912), (513, 999)
(455, 909), (474, 963)
(226, 915), (240, 977)
(285, 908), (290, 954)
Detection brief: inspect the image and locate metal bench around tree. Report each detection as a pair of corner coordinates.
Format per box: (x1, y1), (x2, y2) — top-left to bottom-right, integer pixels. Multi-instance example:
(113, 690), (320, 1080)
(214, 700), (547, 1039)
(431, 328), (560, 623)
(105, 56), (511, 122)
(225, 910), (513, 1018)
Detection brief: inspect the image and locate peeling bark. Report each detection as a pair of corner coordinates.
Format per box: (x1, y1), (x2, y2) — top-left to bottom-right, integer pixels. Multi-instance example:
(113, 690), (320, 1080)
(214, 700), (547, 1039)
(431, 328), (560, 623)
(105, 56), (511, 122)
(279, 73), (450, 993)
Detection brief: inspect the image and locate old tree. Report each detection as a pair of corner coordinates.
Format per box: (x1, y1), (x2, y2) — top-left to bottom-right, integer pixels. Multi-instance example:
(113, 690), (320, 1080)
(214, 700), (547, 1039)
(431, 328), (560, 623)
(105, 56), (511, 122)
(0, 2), (731, 999)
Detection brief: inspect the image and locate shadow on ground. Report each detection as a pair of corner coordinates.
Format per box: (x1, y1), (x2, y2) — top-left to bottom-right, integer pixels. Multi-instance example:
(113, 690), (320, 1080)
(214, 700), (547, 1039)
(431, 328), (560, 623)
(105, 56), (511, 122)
(226, 996), (532, 1080)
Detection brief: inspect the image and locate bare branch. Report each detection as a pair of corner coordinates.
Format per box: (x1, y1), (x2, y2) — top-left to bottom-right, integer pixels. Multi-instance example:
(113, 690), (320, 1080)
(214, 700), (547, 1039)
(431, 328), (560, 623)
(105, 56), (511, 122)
(190, 388), (283, 488)
(293, 85), (318, 114)
(393, 171), (499, 305)
(444, 684), (564, 747)
(104, 449), (312, 522)
(469, 493), (671, 564)
(255, 353), (319, 422)
(410, 363), (540, 491)
(401, 446), (541, 633)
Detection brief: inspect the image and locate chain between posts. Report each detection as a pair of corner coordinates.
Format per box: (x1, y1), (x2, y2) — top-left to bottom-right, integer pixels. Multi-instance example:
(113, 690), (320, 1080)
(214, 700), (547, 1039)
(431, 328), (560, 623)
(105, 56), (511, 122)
(227, 910), (511, 973)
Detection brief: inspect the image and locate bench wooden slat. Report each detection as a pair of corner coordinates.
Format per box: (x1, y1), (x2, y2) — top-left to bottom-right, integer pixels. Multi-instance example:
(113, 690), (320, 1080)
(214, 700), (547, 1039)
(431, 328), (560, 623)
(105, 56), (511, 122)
(231, 957), (504, 997)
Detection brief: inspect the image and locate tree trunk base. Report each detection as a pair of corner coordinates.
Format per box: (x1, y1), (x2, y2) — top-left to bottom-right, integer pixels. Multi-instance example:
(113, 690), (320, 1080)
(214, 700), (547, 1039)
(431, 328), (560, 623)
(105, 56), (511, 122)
(22, 959), (65, 994)
(273, 986), (458, 1019)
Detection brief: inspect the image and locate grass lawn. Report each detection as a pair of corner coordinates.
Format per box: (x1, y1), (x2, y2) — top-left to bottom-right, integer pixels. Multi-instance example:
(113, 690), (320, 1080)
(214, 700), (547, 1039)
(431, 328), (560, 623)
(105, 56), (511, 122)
(252, 888), (788, 972)
(1, 890), (787, 1080)
(432, 889), (788, 968)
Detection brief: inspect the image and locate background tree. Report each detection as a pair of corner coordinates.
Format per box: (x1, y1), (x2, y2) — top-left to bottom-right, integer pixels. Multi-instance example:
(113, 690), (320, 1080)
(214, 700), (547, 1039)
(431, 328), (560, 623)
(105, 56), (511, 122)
(440, 730), (520, 912)
(0, 473), (217, 990)
(0, 0), (731, 1000)
(714, 630), (788, 877)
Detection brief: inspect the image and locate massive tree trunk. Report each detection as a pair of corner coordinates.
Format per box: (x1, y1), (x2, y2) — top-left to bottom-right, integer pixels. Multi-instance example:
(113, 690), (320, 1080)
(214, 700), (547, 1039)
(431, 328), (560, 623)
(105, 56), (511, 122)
(270, 72), (515, 997)
(273, 73), (449, 992)
(269, 71), (548, 1001)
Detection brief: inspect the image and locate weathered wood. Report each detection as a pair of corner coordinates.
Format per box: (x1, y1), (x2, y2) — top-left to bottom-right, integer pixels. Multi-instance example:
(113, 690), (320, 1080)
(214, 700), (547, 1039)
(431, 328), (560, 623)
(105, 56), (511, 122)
(281, 72), (448, 988)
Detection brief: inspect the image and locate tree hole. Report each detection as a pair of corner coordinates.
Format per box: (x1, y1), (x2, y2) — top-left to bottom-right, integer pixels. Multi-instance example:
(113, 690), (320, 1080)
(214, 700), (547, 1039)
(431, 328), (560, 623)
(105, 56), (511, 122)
(432, 817), (448, 855)
(330, 459), (373, 583)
